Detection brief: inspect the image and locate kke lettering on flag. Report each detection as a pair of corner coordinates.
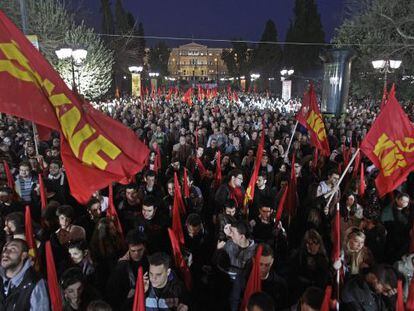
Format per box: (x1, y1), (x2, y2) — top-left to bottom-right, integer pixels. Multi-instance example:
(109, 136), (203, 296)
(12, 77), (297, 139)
(0, 10), (149, 203)
(296, 84), (330, 156)
(361, 85), (414, 197)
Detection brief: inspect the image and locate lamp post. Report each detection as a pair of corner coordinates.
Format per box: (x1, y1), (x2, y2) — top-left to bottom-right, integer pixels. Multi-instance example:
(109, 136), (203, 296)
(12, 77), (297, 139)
(372, 59), (402, 91)
(149, 72), (159, 95)
(128, 66), (143, 97)
(280, 69), (294, 101)
(250, 73), (260, 92)
(214, 58), (219, 85)
(55, 48), (87, 93)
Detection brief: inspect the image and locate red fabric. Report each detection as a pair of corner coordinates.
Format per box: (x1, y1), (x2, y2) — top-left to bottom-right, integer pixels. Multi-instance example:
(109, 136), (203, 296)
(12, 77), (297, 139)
(233, 91), (239, 102)
(214, 151), (222, 187)
(360, 85), (414, 197)
(183, 88), (193, 106)
(406, 277), (414, 310)
(195, 158), (207, 178)
(275, 185), (289, 223)
(38, 174), (47, 210)
(166, 88), (172, 101)
(174, 172), (186, 215)
(0, 11), (149, 204)
(397, 279), (405, 311)
(286, 154), (297, 217)
(342, 145), (351, 168)
(3, 160), (14, 190)
(132, 266), (145, 311)
(243, 129), (265, 209)
(295, 84), (330, 156)
(359, 163), (366, 197)
(168, 228), (192, 290)
(332, 204), (341, 262)
(240, 245), (263, 311)
(45, 241), (63, 311)
(107, 184), (124, 238)
(229, 184), (244, 209)
(183, 168), (190, 199)
(172, 184), (185, 246)
(321, 285), (332, 311)
(25, 205), (37, 258)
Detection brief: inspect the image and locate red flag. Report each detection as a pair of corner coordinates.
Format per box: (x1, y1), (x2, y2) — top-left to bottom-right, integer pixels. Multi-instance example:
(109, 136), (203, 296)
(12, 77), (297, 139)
(183, 88), (193, 106)
(168, 228), (192, 290)
(195, 157), (207, 178)
(286, 153), (297, 217)
(132, 266), (145, 311)
(166, 88), (172, 101)
(0, 11), (149, 204)
(172, 187), (185, 246)
(3, 160), (14, 190)
(275, 185), (289, 223)
(233, 91), (239, 102)
(240, 245), (263, 311)
(359, 163), (366, 197)
(183, 168), (190, 199)
(107, 184), (124, 237)
(295, 84), (330, 156)
(174, 172), (185, 214)
(45, 241), (63, 311)
(360, 85), (414, 197)
(38, 174), (47, 210)
(407, 277), (414, 311)
(332, 203), (341, 262)
(396, 279), (405, 311)
(243, 129), (265, 209)
(214, 151), (222, 187)
(25, 205), (37, 259)
(321, 285), (332, 311)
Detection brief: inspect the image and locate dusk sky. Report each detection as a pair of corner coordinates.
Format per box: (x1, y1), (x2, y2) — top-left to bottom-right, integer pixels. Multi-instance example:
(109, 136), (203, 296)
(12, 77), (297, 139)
(82, 0), (346, 47)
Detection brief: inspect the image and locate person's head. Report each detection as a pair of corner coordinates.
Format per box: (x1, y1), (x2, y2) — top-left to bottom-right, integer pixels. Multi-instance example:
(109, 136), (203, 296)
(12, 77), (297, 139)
(179, 135), (186, 145)
(86, 300), (112, 311)
(364, 265), (398, 295)
(142, 196), (157, 220)
(396, 193), (410, 209)
(171, 158), (180, 170)
(145, 171), (156, 188)
(125, 230), (146, 262)
(303, 229), (325, 256)
(327, 169), (340, 186)
(246, 292), (275, 311)
(224, 199), (237, 216)
(18, 161), (31, 179)
(4, 212), (24, 236)
(1, 239), (28, 274)
(196, 146), (204, 158)
(346, 194), (356, 207)
(258, 204), (273, 222)
(148, 252), (171, 289)
(87, 198), (102, 219)
(294, 162), (302, 177)
(61, 268), (85, 309)
(347, 228), (366, 252)
(56, 205), (74, 230)
(49, 160), (62, 177)
(68, 240), (89, 264)
(0, 186), (13, 203)
(125, 184), (139, 203)
(231, 220), (250, 246)
(259, 244), (274, 280)
(256, 173), (267, 189)
(229, 169), (243, 188)
(186, 213), (203, 238)
(166, 179), (174, 196)
(299, 287), (324, 311)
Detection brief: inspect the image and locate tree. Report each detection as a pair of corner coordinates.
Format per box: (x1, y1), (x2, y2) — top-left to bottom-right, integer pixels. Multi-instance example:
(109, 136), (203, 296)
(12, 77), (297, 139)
(137, 22), (146, 66)
(283, 0), (325, 73)
(114, 0), (129, 34)
(222, 39), (253, 78)
(148, 41), (171, 77)
(101, 0), (114, 36)
(0, 0), (114, 100)
(252, 19), (283, 88)
(334, 0), (414, 99)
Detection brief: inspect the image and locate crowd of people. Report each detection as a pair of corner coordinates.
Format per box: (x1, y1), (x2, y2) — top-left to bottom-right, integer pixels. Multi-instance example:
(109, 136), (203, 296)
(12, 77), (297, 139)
(0, 91), (412, 310)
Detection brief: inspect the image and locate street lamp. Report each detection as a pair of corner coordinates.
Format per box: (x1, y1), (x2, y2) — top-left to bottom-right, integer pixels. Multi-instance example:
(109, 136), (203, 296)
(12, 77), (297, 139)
(129, 66), (143, 97)
(55, 48), (87, 93)
(280, 68), (294, 101)
(214, 58), (219, 84)
(371, 59), (402, 90)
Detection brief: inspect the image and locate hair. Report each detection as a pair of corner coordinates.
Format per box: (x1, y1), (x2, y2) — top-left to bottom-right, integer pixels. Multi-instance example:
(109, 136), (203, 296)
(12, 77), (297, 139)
(328, 168), (339, 176)
(7, 238), (29, 253)
(19, 161), (30, 169)
(366, 264), (398, 288)
(396, 192), (410, 201)
(224, 199), (237, 209)
(125, 183), (138, 191)
(87, 198), (101, 211)
(300, 286), (324, 309)
(142, 195), (156, 208)
(49, 159), (62, 167)
(347, 227), (366, 241)
(186, 213), (202, 227)
(260, 243), (274, 258)
(302, 229), (327, 256)
(68, 240), (89, 252)
(0, 186), (13, 195)
(247, 292), (275, 311)
(229, 169), (243, 179)
(56, 205), (75, 220)
(145, 170), (156, 179)
(5, 212), (25, 234)
(90, 218), (124, 259)
(231, 220), (251, 239)
(87, 300), (112, 311)
(125, 230), (147, 246)
(60, 267), (85, 290)
(148, 252), (170, 269)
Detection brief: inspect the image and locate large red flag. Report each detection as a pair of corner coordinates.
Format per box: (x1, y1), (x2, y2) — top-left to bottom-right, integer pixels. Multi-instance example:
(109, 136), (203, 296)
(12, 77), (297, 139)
(396, 279), (405, 311)
(132, 266), (145, 311)
(296, 84), (330, 156)
(45, 241), (63, 311)
(240, 245), (263, 311)
(107, 184), (124, 238)
(25, 205), (37, 259)
(243, 129), (265, 209)
(360, 85), (414, 197)
(172, 186), (185, 246)
(0, 11), (149, 203)
(168, 228), (192, 290)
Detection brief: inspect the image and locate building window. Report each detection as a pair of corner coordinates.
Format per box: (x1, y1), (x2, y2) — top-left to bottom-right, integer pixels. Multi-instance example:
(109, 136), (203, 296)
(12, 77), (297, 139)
(183, 70), (186, 75)
(201, 70), (204, 75)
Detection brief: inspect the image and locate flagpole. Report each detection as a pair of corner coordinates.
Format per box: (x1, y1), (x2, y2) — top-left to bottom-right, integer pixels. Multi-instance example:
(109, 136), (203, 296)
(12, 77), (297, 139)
(325, 148), (360, 209)
(284, 120), (298, 160)
(335, 202), (341, 311)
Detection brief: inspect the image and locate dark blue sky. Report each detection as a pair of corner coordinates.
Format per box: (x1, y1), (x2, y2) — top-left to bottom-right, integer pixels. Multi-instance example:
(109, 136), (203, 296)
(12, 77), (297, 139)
(82, 0), (345, 47)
